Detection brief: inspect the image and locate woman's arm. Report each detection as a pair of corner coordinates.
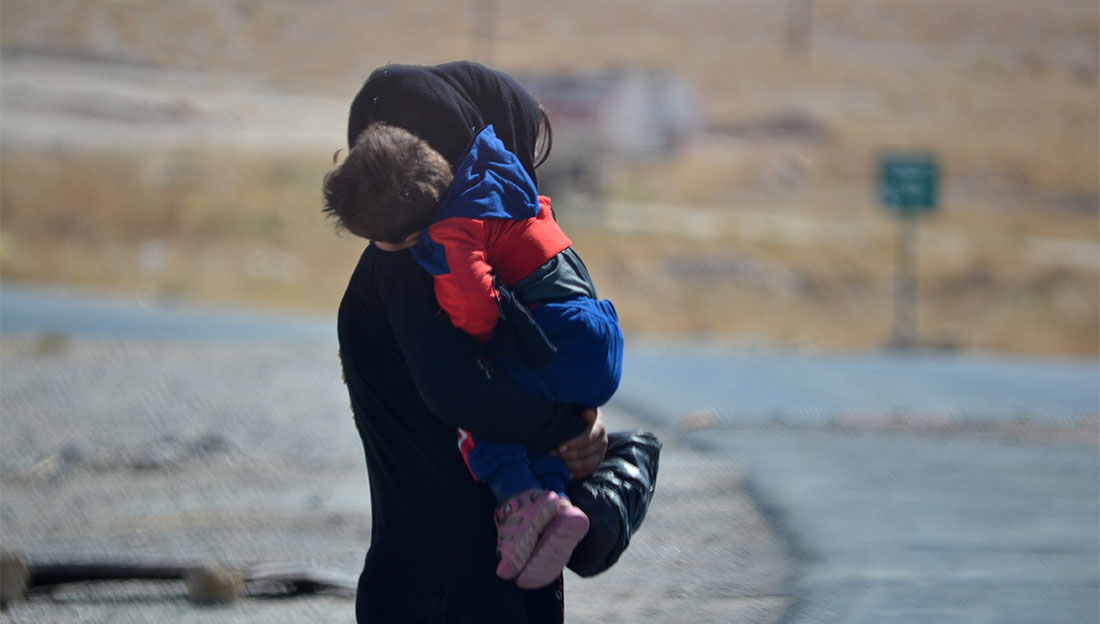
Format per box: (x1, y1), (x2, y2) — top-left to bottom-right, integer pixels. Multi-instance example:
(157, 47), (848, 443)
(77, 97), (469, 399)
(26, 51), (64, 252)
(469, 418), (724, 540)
(553, 408), (608, 478)
(386, 258), (585, 450)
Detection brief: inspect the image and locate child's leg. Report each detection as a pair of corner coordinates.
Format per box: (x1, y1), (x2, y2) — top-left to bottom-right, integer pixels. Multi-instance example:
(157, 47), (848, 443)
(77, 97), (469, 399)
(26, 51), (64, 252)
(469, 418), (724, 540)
(528, 297), (624, 407)
(458, 428), (541, 504)
(527, 451), (570, 497)
(458, 429), (561, 581)
(514, 449), (590, 589)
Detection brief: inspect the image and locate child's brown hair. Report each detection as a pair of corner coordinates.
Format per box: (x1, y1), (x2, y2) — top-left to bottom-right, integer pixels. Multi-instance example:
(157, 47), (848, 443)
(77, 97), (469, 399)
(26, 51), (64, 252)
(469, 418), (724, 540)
(323, 122), (453, 243)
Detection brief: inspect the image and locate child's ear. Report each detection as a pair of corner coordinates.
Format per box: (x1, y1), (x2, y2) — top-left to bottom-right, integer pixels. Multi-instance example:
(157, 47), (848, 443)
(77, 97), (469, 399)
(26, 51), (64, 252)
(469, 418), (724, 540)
(403, 230), (422, 244)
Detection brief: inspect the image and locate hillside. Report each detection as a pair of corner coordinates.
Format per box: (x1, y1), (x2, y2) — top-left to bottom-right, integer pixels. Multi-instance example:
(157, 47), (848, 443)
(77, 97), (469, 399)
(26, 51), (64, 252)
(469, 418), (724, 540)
(1, 0), (1097, 353)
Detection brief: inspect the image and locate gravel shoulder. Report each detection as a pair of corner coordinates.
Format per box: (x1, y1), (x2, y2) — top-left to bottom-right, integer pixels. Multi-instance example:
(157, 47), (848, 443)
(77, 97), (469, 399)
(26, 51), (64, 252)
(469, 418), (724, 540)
(0, 335), (791, 623)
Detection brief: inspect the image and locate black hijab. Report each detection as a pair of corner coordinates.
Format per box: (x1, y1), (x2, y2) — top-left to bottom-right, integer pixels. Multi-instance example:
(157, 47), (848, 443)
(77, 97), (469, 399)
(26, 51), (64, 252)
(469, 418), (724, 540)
(347, 61), (543, 185)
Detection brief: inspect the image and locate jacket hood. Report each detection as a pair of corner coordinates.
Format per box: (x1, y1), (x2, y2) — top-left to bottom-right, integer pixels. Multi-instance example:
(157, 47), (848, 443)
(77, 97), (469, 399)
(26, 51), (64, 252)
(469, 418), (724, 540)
(431, 124), (539, 224)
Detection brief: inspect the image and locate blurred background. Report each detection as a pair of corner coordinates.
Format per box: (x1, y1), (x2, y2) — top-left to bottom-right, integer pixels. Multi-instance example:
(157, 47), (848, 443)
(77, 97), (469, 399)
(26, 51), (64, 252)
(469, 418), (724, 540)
(1, 3), (1097, 622)
(2, 0), (1096, 355)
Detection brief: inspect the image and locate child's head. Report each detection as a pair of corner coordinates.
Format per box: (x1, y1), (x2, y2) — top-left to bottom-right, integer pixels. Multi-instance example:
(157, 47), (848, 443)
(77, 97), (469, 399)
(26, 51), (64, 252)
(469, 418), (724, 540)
(323, 122), (454, 243)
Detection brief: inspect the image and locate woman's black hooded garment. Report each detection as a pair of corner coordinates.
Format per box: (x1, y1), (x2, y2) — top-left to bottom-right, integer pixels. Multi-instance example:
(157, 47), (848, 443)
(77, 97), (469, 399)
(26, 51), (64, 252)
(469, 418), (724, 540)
(337, 62), (584, 624)
(347, 60), (544, 185)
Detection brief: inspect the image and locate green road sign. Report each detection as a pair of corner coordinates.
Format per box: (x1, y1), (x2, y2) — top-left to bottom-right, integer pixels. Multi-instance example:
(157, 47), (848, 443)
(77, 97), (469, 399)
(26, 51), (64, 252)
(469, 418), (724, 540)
(878, 153), (939, 215)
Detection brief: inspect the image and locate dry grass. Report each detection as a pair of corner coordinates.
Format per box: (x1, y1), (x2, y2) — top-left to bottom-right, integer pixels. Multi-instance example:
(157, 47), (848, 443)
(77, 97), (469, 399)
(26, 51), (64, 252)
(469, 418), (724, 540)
(566, 214), (1099, 355)
(0, 0), (1096, 354)
(4, 144), (1093, 355)
(0, 149), (364, 313)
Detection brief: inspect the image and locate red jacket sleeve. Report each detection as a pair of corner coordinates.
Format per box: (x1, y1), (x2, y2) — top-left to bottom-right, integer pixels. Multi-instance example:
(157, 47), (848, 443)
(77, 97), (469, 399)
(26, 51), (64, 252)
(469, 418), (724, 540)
(427, 218), (499, 343)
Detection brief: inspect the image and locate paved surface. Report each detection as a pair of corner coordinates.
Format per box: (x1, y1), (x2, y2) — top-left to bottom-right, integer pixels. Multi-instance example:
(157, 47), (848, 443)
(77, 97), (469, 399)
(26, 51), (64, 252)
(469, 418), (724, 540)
(621, 342), (1100, 624)
(2, 284), (1098, 623)
(0, 293), (790, 623)
(617, 340), (1099, 426)
(686, 429), (1098, 624)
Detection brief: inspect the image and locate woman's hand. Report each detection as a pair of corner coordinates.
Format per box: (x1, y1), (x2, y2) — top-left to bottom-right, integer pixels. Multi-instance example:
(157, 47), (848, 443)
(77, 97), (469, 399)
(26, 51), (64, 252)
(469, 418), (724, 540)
(552, 408), (607, 479)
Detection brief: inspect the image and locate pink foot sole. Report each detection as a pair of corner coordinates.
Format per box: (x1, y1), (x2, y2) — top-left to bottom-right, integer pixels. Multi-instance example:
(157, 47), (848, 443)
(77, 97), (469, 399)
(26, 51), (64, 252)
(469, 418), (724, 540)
(515, 507), (590, 589)
(495, 490), (560, 581)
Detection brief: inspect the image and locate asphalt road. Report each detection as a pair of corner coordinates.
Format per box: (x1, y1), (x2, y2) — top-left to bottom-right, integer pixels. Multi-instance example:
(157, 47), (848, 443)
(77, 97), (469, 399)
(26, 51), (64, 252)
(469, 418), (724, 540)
(2, 283), (1097, 623)
(0, 285), (790, 623)
(618, 340), (1098, 624)
(686, 429), (1098, 624)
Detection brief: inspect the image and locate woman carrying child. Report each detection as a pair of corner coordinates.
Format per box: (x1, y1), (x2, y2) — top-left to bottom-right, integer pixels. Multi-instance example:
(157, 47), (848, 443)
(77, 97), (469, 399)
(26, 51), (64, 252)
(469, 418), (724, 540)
(325, 61), (654, 624)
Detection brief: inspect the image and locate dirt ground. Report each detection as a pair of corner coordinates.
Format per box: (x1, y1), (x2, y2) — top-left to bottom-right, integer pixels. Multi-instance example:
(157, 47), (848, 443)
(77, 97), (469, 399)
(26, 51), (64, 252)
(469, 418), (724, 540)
(0, 335), (791, 623)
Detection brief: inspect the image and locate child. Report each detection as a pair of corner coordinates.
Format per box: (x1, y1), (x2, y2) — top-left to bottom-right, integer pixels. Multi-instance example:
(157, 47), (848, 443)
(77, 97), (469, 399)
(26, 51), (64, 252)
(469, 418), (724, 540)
(324, 89), (623, 590)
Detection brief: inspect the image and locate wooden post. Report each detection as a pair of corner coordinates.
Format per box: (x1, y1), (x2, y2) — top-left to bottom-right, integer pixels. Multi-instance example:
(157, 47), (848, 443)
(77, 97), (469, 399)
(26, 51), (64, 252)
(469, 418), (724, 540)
(893, 214), (919, 348)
